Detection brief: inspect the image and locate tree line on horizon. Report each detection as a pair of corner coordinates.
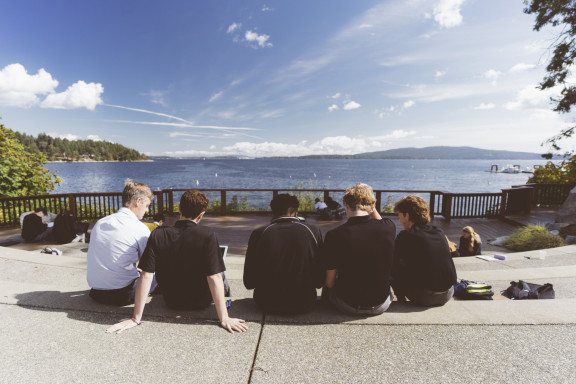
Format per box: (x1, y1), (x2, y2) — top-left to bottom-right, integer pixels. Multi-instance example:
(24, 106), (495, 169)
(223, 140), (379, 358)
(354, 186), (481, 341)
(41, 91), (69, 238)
(13, 131), (149, 162)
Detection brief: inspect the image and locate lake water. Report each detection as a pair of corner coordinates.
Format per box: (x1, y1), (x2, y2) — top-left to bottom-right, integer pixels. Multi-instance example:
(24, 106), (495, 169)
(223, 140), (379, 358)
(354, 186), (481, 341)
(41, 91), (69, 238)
(46, 158), (547, 194)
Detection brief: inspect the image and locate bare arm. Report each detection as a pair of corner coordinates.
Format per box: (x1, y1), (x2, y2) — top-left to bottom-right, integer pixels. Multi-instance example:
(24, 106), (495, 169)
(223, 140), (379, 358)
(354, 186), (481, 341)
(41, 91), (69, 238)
(207, 273), (248, 333)
(325, 269), (337, 288)
(370, 207), (382, 220)
(106, 271), (154, 333)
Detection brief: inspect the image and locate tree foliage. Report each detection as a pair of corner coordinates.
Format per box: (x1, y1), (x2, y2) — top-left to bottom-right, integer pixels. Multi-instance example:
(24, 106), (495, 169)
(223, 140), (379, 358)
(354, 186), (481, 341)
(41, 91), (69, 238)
(528, 155), (576, 184)
(0, 123), (62, 197)
(524, 0), (576, 154)
(13, 131), (149, 162)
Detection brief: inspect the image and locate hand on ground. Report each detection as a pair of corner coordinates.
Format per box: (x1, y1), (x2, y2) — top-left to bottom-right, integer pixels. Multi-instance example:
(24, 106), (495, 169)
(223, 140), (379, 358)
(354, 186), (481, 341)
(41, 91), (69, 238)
(106, 318), (142, 334)
(221, 317), (248, 333)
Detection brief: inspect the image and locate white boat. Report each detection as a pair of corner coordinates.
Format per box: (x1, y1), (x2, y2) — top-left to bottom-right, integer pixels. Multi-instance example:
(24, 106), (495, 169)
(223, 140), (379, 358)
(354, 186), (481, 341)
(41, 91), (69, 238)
(499, 164), (521, 174)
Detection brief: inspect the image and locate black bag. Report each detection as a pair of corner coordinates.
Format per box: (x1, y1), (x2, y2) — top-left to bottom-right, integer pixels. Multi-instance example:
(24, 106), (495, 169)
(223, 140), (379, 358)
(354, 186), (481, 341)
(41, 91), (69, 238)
(502, 280), (555, 300)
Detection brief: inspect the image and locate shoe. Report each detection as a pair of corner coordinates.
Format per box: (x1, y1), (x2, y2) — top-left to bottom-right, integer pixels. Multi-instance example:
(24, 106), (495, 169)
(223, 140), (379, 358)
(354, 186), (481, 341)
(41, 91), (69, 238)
(51, 248), (63, 255)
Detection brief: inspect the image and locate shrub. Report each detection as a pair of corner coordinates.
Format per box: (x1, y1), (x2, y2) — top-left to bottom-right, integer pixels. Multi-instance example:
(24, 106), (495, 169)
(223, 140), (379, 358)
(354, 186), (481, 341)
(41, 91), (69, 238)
(503, 225), (565, 251)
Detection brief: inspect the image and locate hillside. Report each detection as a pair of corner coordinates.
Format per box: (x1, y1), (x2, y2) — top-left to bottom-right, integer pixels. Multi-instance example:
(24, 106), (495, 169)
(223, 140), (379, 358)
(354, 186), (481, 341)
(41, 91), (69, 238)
(14, 131), (149, 162)
(297, 146), (546, 160)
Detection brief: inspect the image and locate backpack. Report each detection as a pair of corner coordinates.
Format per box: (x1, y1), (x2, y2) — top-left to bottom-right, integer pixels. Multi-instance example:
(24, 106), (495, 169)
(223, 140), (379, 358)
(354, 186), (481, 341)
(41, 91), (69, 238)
(502, 280), (555, 300)
(453, 279), (494, 300)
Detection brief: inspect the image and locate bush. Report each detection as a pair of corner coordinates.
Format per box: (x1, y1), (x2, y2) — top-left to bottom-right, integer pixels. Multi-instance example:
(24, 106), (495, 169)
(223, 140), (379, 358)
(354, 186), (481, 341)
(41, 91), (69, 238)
(503, 225), (565, 251)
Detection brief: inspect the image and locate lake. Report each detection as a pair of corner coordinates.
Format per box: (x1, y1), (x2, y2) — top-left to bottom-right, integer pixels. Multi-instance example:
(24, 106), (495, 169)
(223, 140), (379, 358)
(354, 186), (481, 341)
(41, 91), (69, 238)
(46, 158), (547, 194)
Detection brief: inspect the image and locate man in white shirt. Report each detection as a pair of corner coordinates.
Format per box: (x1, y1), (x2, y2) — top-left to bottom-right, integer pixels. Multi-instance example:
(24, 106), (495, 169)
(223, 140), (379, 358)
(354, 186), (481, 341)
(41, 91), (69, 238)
(87, 179), (156, 306)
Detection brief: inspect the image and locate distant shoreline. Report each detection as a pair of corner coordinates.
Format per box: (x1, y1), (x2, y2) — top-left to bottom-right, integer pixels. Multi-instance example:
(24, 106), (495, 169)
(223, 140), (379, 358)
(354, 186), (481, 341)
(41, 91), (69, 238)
(47, 159), (153, 163)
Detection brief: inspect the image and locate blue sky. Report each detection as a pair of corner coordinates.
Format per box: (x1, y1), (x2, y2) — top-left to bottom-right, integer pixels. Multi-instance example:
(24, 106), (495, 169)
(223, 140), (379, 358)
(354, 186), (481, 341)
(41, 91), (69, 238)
(0, 0), (573, 157)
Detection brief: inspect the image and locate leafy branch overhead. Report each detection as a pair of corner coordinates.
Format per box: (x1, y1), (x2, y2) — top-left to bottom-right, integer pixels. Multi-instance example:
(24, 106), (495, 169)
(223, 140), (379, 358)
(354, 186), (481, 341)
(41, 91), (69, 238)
(525, 0), (576, 153)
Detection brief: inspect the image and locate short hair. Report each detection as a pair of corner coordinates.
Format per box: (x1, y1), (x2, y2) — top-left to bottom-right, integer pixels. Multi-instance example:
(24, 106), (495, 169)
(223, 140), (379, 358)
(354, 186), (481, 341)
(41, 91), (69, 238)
(394, 195), (430, 225)
(122, 179), (154, 208)
(153, 213), (165, 222)
(270, 194), (299, 217)
(342, 183), (376, 212)
(180, 190), (209, 219)
(34, 207), (47, 215)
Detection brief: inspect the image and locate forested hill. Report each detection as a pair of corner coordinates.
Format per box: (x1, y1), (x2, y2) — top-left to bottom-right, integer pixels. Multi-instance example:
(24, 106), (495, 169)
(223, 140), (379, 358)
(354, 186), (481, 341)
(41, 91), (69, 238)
(297, 146), (546, 160)
(14, 131), (149, 162)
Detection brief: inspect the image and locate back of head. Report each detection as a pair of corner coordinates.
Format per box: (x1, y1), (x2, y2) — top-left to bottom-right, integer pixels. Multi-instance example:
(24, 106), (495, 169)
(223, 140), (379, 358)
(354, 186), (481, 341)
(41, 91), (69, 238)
(270, 194), (299, 218)
(122, 179), (153, 208)
(34, 207), (48, 215)
(180, 190), (209, 219)
(342, 183), (376, 212)
(394, 195), (430, 225)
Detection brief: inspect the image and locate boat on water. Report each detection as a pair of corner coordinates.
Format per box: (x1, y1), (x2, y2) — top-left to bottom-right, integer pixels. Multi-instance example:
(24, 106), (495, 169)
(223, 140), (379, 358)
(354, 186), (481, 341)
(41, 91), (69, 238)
(487, 164), (536, 174)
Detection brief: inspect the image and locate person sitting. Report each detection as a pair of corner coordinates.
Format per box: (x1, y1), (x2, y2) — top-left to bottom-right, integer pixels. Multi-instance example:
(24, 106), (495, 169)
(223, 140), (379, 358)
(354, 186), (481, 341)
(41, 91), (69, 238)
(106, 189), (247, 334)
(325, 196), (346, 219)
(392, 195), (457, 307)
(322, 183), (396, 316)
(457, 226), (482, 256)
(314, 198), (332, 220)
(143, 213), (166, 231)
(244, 194), (324, 314)
(21, 207), (52, 243)
(87, 179), (156, 306)
(53, 210), (89, 244)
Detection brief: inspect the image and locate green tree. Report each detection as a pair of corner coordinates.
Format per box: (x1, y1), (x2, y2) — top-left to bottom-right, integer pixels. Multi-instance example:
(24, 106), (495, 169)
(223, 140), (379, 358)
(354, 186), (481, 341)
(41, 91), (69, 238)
(524, 1), (576, 155)
(0, 123), (61, 197)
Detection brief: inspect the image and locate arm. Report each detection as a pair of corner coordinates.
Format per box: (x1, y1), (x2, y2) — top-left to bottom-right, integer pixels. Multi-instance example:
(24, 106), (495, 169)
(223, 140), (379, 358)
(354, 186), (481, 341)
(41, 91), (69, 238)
(106, 271), (154, 333)
(207, 273), (248, 333)
(243, 230), (261, 289)
(325, 269), (337, 288)
(370, 207), (382, 220)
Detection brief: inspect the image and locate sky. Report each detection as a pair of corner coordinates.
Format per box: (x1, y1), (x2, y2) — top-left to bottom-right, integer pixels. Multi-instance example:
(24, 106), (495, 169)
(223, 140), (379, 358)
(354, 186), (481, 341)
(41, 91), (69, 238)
(0, 0), (574, 157)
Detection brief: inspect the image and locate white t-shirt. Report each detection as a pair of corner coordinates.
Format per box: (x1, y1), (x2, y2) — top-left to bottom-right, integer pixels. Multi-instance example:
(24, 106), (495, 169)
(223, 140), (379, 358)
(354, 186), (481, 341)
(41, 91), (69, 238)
(315, 201), (328, 210)
(87, 207), (150, 290)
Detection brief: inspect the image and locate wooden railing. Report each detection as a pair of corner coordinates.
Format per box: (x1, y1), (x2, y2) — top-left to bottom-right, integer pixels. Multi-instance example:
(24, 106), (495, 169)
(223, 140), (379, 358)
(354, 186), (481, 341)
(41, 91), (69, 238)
(0, 184), (570, 226)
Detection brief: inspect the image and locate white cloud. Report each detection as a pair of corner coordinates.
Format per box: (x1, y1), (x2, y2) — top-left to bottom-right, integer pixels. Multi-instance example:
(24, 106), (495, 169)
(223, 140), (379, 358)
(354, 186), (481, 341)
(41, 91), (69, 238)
(343, 101), (361, 110)
(375, 129), (416, 140)
(41, 80), (103, 110)
(484, 69), (501, 84)
(435, 70), (446, 78)
(0, 63), (58, 108)
(505, 84), (557, 111)
(245, 30), (273, 48)
(474, 102), (495, 110)
(142, 90), (167, 107)
(56, 133), (81, 141)
(209, 91), (223, 102)
(403, 100), (415, 108)
(331, 92), (341, 99)
(328, 104), (339, 112)
(227, 23), (241, 34)
(262, 5), (272, 12)
(359, 23), (373, 29)
(509, 63), (536, 73)
(433, 0), (466, 29)
(87, 135), (101, 141)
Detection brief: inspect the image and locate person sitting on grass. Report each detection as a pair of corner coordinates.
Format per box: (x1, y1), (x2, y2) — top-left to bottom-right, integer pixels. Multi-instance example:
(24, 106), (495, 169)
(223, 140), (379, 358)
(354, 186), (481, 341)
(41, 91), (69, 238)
(321, 183), (396, 316)
(106, 190), (247, 334)
(392, 195), (457, 307)
(457, 226), (482, 256)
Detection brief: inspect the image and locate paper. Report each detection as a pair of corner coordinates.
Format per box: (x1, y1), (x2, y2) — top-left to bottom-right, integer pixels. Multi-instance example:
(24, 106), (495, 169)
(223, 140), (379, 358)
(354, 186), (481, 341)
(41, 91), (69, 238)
(476, 255), (497, 261)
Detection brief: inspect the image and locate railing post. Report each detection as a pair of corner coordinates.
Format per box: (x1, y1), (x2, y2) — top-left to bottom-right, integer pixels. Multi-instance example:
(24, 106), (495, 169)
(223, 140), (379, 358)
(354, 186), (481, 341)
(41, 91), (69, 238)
(168, 189), (174, 214)
(376, 191), (382, 213)
(429, 192), (436, 219)
(68, 194), (77, 217)
(500, 190), (508, 217)
(443, 193), (452, 222)
(323, 190), (329, 202)
(156, 191), (164, 214)
(221, 190), (227, 215)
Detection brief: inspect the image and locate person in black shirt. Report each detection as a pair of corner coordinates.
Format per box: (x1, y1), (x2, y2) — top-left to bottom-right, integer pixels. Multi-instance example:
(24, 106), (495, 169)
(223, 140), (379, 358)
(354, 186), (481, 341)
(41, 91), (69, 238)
(457, 226), (482, 256)
(322, 183), (396, 316)
(244, 194), (323, 314)
(392, 195), (457, 306)
(53, 210), (89, 244)
(106, 190), (247, 334)
(22, 207), (52, 242)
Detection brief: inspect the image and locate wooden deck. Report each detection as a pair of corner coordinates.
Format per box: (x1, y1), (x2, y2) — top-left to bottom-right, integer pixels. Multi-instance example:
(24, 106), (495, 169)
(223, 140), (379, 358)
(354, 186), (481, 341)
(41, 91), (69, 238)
(0, 209), (558, 256)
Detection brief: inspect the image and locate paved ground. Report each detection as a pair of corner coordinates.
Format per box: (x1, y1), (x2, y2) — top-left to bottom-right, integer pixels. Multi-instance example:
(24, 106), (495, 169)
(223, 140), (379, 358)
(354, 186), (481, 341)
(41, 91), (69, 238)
(1, 214), (575, 383)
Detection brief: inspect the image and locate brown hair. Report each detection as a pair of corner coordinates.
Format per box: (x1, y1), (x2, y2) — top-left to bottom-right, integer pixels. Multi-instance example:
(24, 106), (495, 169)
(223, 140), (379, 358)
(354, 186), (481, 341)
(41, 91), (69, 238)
(180, 190), (209, 219)
(394, 195), (430, 225)
(122, 179), (153, 207)
(270, 194), (299, 218)
(342, 183), (376, 212)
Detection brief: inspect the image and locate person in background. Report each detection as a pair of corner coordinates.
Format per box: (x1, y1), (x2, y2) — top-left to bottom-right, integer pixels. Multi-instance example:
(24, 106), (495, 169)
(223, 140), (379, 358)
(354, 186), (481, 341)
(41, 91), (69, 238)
(106, 190), (247, 334)
(143, 213), (166, 231)
(314, 198), (332, 220)
(21, 207), (52, 242)
(322, 183), (396, 316)
(325, 196), (346, 219)
(53, 210), (89, 244)
(392, 195), (456, 307)
(244, 194), (323, 314)
(87, 179), (156, 306)
(458, 226), (482, 256)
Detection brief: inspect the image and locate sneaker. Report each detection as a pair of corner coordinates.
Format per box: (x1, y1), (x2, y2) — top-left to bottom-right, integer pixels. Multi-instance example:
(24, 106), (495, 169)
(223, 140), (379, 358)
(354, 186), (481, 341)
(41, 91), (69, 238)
(51, 248), (63, 256)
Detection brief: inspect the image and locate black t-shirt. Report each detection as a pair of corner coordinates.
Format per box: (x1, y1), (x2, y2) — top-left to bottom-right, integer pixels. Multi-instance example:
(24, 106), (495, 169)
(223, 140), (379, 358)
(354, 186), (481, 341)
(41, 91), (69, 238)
(394, 224), (457, 291)
(22, 213), (47, 242)
(458, 236), (482, 256)
(244, 217), (323, 314)
(322, 216), (396, 307)
(53, 214), (78, 244)
(138, 220), (225, 309)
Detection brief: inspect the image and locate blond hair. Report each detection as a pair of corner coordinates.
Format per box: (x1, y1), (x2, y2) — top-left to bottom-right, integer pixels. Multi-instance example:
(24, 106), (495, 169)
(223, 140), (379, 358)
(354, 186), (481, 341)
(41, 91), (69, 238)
(462, 226), (481, 253)
(122, 179), (154, 207)
(342, 183), (376, 212)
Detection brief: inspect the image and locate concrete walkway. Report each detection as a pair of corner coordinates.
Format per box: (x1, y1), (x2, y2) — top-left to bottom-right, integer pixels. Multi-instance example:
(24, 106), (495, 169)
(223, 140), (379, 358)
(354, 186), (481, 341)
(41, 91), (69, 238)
(1, 214), (576, 383)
